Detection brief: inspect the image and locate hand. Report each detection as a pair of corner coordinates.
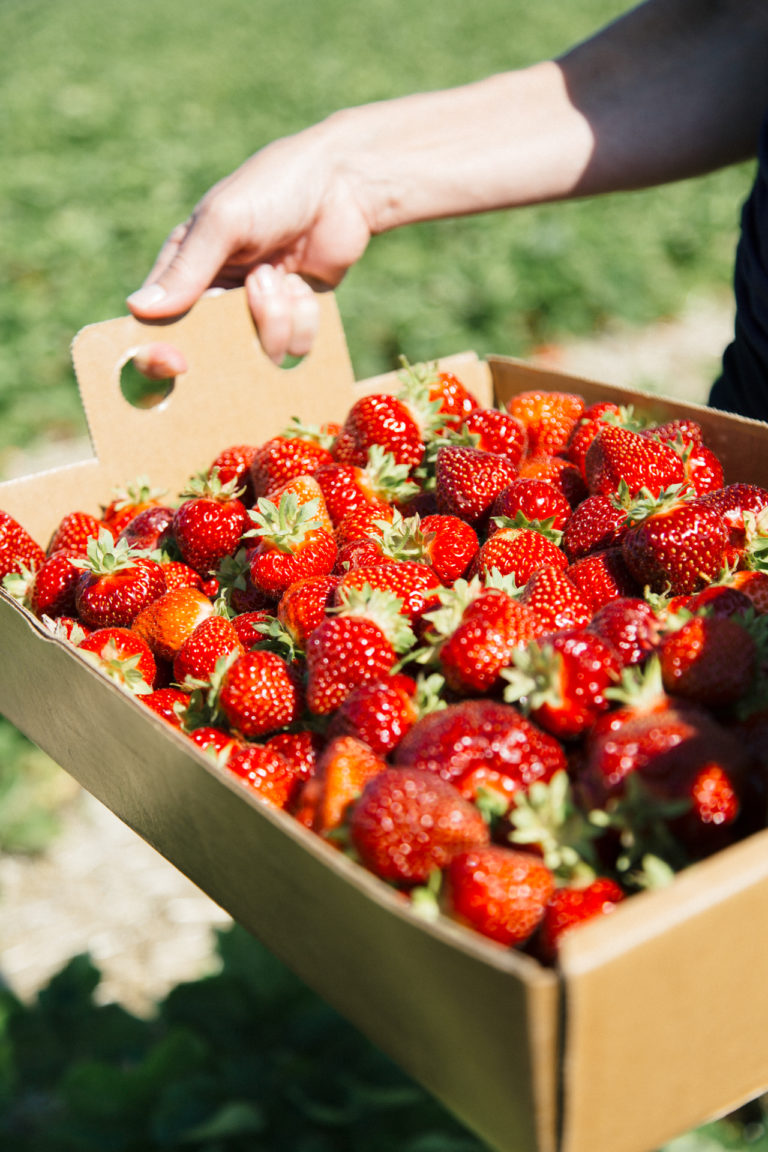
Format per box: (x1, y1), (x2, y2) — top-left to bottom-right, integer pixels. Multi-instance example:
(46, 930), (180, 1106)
(126, 121), (374, 365)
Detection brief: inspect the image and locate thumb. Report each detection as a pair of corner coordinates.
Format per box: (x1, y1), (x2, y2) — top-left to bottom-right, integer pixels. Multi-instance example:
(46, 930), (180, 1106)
(126, 213), (236, 318)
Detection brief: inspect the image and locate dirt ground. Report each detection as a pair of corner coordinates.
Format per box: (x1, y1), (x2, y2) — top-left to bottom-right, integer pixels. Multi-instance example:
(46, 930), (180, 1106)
(0, 292), (738, 1017)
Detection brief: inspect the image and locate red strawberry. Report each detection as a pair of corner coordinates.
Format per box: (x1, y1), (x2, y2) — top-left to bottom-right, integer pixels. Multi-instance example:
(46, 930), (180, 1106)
(78, 626), (157, 694)
(586, 597), (661, 668)
(214, 548), (272, 615)
(398, 358), (480, 430)
(314, 444), (419, 526)
(502, 628), (621, 741)
(328, 673), (419, 755)
(565, 401), (627, 479)
(334, 501), (395, 550)
(101, 478), (166, 536)
(249, 429), (334, 499)
(416, 514), (479, 584)
(74, 532), (167, 629)
(172, 612), (245, 686)
(462, 407), (527, 466)
(218, 650), (303, 739)
(47, 510), (106, 557)
(725, 569), (768, 614)
(700, 482), (768, 551)
(584, 425), (686, 499)
(393, 698), (567, 806)
(305, 584), (415, 714)
(230, 608), (275, 649)
(172, 472), (249, 578)
(0, 510), (45, 580)
(657, 614), (757, 708)
(445, 846), (555, 947)
(681, 443), (724, 496)
(295, 735), (386, 834)
(160, 560), (204, 592)
(246, 477), (337, 599)
(506, 389), (585, 458)
(140, 686), (190, 727)
(277, 572), (340, 650)
(334, 560), (442, 626)
(621, 489), (729, 596)
(646, 417), (703, 450)
(566, 547), (640, 611)
(332, 392), (429, 470)
(517, 454), (588, 508)
(490, 478), (572, 532)
(132, 586), (215, 662)
(435, 445), (518, 525)
(207, 443), (258, 503)
(473, 522), (568, 584)
(224, 741), (298, 809)
(27, 550), (82, 619)
(561, 490), (631, 561)
(117, 504), (175, 552)
(349, 766), (490, 885)
(537, 877), (625, 962)
(264, 730), (322, 786)
(517, 566), (594, 633)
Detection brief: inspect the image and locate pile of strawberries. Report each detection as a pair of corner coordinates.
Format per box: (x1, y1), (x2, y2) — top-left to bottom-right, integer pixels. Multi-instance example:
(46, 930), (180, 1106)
(3, 360), (768, 964)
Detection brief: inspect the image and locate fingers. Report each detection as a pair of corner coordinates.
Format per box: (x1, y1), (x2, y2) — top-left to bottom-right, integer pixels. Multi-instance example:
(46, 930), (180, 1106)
(130, 342), (188, 380)
(245, 266), (320, 363)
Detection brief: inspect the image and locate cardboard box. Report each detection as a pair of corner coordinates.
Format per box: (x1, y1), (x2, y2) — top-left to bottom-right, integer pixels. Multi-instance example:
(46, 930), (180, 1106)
(2, 287), (768, 1152)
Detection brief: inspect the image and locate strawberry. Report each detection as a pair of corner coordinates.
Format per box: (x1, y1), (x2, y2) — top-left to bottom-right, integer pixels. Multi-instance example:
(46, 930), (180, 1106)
(461, 407), (527, 466)
(334, 501), (395, 550)
(393, 698), (567, 804)
(565, 401), (628, 479)
(295, 734), (386, 834)
(172, 612), (245, 686)
(100, 478), (166, 536)
(584, 425), (686, 499)
(434, 445), (518, 525)
(502, 628), (621, 740)
(490, 477), (572, 532)
(681, 443), (724, 496)
(78, 626), (157, 694)
(445, 846), (555, 947)
(160, 560), (204, 592)
(74, 531), (167, 628)
(506, 389), (585, 458)
(117, 504), (175, 552)
(517, 454), (588, 508)
(657, 613), (757, 708)
(725, 569), (768, 614)
(621, 488), (729, 596)
(139, 686), (190, 727)
(565, 547), (640, 611)
(47, 510), (106, 557)
(646, 417), (704, 450)
(230, 608), (275, 649)
(561, 488), (632, 561)
(132, 586), (215, 662)
(473, 521), (568, 584)
(349, 766), (490, 885)
(517, 566), (594, 633)
(224, 740), (299, 809)
(355, 510), (478, 586)
(172, 472), (249, 578)
(0, 510), (45, 580)
(397, 358), (480, 430)
(700, 482), (768, 550)
(264, 730), (322, 786)
(27, 550), (82, 619)
(332, 392), (431, 470)
(586, 597), (661, 668)
(246, 477), (337, 599)
(249, 427), (334, 499)
(218, 650), (303, 739)
(537, 877), (625, 962)
(334, 560), (442, 626)
(276, 572), (340, 651)
(328, 673), (419, 755)
(314, 444), (419, 526)
(214, 548), (272, 615)
(305, 584), (416, 714)
(207, 443), (258, 503)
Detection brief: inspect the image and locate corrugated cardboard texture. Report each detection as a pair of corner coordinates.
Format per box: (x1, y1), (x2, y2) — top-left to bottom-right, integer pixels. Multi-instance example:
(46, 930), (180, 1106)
(2, 288), (768, 1152)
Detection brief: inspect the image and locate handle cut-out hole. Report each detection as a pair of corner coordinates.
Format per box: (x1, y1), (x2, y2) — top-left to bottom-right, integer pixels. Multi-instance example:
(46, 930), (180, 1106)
(120, 349), (178, 409)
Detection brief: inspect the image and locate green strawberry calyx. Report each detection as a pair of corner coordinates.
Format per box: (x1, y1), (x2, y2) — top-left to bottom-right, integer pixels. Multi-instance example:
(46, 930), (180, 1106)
(332, 583), (416, 654)
(71, 529), (154, 576)
(246, 492), (323, 554)
(506, 770), (601, 885)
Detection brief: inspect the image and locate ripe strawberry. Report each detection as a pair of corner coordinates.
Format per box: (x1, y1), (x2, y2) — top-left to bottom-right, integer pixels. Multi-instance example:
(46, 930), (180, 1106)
(214, 548), (272, 615)
(462, 407), (527, 466)
(295, 734), (386, 833)
(414, 514), (479, 584)
(224, 741), (299, 809)
(172, 612), (245, 686)
(490, 478), (572, 532)
(586, 597), (661, 668)
(249, 429), (334, 499)
(264, 730), (322, 786)
(725, 569), (768, 614)
(132, 586), (215, 662)
(517, 454), (588, 508)
(47, 510), (106, 557)
(502, 628), (621, 740)
(160, 560), (204, 592)
(566, 547), (640, 611)
(314, 444), (419, 526)
(100, 478), (165, 536)
(328, 673), (419, 755)
(621, 489), (729, 596)
(74, 532), (167, 628)
(218, 649), (303, 738)
(445, 846), (555, 947)
(230, 607), (275, 649)
(584, 425), (686, 499)
(334, 559), (442, 627)
(646, 417), (703, 450)
(681, 442), (724, 496)
(700, 482), (768, 551)
(473, 522), (568, 584)
(246, 477), (337, 599)
(349, 766), (490, 885)
(305, 584), (415, 714)
(657, 614), (757, 708)
(207, 443), (259, 503)
(188, 725), (238, 757)
(565, 401), (627, 479)
(561, 489), (631, 561)
(27, 550), (82, 619)
(435, 445), (518, 525)
(393, 698), (567, 804)
(276, 572), (340, 650)
(78, 626), (157, 694)
(506, 389), (585, 458)
(537, 877), (625, 962)
(332, 392), (429, 470)
(334, 501), (395, 550)
(398, 358), (480, 430)
(172, 472), (249, 578)
(0, 510), (45, 580)
(117, 504), (175, 552)
(517, 566), (594, 633)
(140, 686), (190, 727)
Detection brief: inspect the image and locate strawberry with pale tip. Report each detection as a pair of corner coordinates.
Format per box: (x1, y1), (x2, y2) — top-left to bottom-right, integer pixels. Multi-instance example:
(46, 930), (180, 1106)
(294, 734), (387, 834)
(131, 585), (215, 663)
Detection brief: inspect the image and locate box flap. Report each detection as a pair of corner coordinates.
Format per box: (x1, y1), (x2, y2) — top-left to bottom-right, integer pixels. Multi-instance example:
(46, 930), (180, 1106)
(557, 832), (768, 1152)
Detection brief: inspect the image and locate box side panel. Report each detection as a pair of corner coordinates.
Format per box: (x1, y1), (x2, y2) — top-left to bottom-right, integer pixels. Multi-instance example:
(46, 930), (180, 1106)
(488, 355), (768, 487)
(0, 592), (560, 1152)
(558, 835), (768, 1152)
